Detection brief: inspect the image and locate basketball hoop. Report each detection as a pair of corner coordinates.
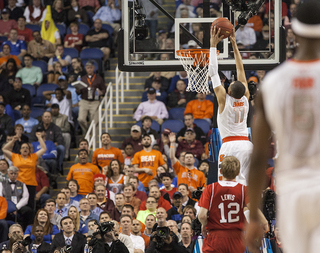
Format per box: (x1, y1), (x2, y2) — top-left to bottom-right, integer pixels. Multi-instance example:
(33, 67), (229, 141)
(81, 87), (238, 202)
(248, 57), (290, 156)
(176, 49), (214, 94)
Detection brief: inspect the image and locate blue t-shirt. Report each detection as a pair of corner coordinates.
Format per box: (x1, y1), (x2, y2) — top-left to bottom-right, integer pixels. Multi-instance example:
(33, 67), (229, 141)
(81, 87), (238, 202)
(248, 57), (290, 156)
(24, 225), (59, 244)
(1, 40), (27, 56)
(70, 194), (84, 202)
(32, 140), (57, 159)
(78, 224), (88, 234)
(15, 117), (39, 133)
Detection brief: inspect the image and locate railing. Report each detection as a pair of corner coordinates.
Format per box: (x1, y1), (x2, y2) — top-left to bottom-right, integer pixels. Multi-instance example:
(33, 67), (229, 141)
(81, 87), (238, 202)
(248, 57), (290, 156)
(115, 65), (134, 114)
(85, 120), (96, 151)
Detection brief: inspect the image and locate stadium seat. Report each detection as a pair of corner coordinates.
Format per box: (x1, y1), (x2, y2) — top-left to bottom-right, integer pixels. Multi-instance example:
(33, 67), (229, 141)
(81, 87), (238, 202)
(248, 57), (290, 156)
(80, 48), (103, 60)
(67, 23), (90, 35)
(193, 119), (210, 134)
(33, 60), (48, 74)
(101, 24), (114, 37)
(136, 120), (160, 133)
(82, 59), (99, 73)
(25, 24), (41, 32)
(36, 83), (59, 97)
(86, 11), (94, 27)
(161, 120), (184, 133)
(0, 36), (8, 43)
(206, 95), (214, 102)
(64, 48), (79, 58)
(30, 107), (45, 119)
(56, 23), (66, 37)
(168, 108), (185, 121)
(22, 84), (36, 97)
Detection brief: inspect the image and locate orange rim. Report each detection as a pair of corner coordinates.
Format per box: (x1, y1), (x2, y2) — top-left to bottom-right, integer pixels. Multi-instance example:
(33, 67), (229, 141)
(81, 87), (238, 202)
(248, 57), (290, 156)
(176, 49), (219, 67)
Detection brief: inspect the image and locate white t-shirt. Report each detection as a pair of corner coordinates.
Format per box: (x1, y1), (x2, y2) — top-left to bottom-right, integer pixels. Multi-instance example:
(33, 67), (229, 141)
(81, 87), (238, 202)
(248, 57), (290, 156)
(130, 234), (145, 251)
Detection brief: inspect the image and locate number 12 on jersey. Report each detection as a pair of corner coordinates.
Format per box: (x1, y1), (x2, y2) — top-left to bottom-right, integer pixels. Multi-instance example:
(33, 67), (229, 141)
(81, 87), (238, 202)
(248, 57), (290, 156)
(218, 202), (240, 223)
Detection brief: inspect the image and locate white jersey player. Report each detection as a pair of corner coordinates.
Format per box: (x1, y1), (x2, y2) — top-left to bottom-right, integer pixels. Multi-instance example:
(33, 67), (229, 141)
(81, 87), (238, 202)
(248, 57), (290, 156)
(247, 1), (320, 253)
(209, 27), (253, 185)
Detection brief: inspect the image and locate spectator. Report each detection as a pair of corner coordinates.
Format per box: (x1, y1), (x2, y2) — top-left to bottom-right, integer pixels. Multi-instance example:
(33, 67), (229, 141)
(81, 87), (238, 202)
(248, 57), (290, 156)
(12, 124), (29, 154)
(27, 30), (55, 62)
(77, 60), (106, 133)
(0, 102), (13, 132)
(0, 224), (23, 250)
(85, 19), (111, 70)
(0, 195), (8, 243)
(16, 16), (33, 43)
(7, 0), (24, 21)
(140, 116), (159, 141)
(30, 111), (65, 174)
(68, 205), (88, 235)
(235, 25), (256, 49)
(198, 160), (209, 183)
(179, 222), (195, 252)
(0, 45), (21, 71)
(253, 25), (274, 50)
(68, 0), (88, 24)
(177, 113), (206, 145)
(167, 220), (182, 242)
(123, 143), (134, 165)
(139, 0), (161, 39)
(128, 176), (147, 202)
(68, 57), (86, 83)
(1, 29), (26, 59)
(87, 192), (103, 217)
(181, 215), (192, 224)
(123, 183), (141, 215)
(74, 139), (93, 164)
(105, 159), (125, 194)
(133, 88), (168, 125)
(182, 205), (196, 220)
(41, 7), (61, 46)
(140, 185), (171, 211)
(24, 0), (46, 24)
(144, 72), (170, 92)
(141, 80), (167, 104)
(61, 187), (79, 210)
(132, 219), (150, 249)
(160, 172), (177, 201)
(67, 149), (99, 195)
(16, 54), (43, 86)
(48, 45), (71, 75)
(78, 0), (100, 12)
(95, 184), (115, 217)
(79, 197), (99, 227)
(87, 219), (99, 234)
(68, 179), (84, 202)
(177, 184), (196, 208)
(93, 173), (116, 202)
(35, 166), (50, 208)
(120, 125), (143, 155)
(7, 77), (31, 111)
(50, 216), (86, 253)
(0, 159), (9, 182)
(44, 198), (62, 229)
(143, 214), (156, 237)
(52, 0), (67, 24)
(15, 104), (39, 134)
(64, 22), (83, 52)
(155, 207), (167, 227)
(132, 134), (166, 188)
(30, 225), (52, 253)
(92, 132), (124, 170)
(136, 196), (157, 224)
(0, 9), (17, 36)
(24, 209), (60, 244)
(166, 192), (183, 224)
(99, 211), (112, 223)
(175, 129), (204, 160)
(0, 166), (34, 230)
(112, 193), (125, 221)
(124, 165), (146, 193)
(154, 129), (174, 156)
(184, 93), (213, 124)
(167, 71), (189, 94)
(54, 192), (68, 217)
(167, 80), (196, 109)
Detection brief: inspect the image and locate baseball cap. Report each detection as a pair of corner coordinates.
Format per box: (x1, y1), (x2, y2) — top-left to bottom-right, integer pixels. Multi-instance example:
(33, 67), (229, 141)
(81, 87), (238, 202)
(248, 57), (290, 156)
(35, 126), (45, 132)
(2, 9), (9, 14)
(131, 125), (141, 132)
(58, 75), (66, 81)
(147, 87), (156, 94)
(248, 76), (258, 83)
(162, 128), (171, 135)
(172, 192), (182, 198)
(186, 128), (195, 133)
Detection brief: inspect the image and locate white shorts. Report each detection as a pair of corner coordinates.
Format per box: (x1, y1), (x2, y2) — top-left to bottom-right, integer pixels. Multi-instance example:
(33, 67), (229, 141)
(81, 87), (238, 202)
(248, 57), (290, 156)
(218, 140), (253, 185)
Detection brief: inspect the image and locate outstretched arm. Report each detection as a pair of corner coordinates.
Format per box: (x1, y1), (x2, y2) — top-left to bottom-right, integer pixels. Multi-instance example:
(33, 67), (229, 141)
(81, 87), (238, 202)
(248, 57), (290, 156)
(229, 29), (250, 100)
(169, 132), (178, 165)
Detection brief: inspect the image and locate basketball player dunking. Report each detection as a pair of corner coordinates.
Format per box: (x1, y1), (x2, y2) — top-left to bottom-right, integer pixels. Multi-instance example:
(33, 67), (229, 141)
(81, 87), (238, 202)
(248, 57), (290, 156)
(209, 27), (253, 186)
(247, 1), (320, 253)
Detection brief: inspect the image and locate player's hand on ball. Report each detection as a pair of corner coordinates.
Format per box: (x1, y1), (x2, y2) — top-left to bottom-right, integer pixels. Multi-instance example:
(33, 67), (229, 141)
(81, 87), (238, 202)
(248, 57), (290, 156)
(246, 220), (264, 253)
(210, 26), (225, 48)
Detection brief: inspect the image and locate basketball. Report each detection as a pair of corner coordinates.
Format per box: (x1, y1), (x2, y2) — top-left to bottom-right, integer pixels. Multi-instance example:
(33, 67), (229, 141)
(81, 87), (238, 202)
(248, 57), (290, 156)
(211, 18), (234, 39)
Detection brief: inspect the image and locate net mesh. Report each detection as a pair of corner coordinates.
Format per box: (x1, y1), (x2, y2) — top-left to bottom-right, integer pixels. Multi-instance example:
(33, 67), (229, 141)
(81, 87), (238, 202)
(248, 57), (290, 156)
(176, 49), (211, 94)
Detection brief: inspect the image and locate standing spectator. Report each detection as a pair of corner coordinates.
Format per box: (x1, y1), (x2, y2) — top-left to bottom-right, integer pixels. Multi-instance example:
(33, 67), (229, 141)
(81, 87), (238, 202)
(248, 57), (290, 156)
(78, 197), (99, 227)
(123, 143), (134, 165)
(177, 113), (206, 145)
(52, 0), (67, 24)
(0, 45), (21, 71)
(7, 77), (31, 111)
(139, 185), (171, 211)
(35, 166), (50, 208)
(0, 29), (27, 59)
(30, 112), (65, 174)
(0, 8), (17, 36)
(184, 93), (214, 124)
(78, 0), (100, 12)
(160, 173), (177, 200)
(0, 159), (9, 182)
(7, 0), (24, 21)
(133, 88), (169, 125)
(87, 192), (103, 217)
(93, 132), (124, 170)
(23, 0), (46, 25)
(0, 196), (8, 243)
(136, 196), (157, 224)
(2, 134), (46, 209)
(106, 159), (125, 194)
(175, 129), (204, 160)
(68, 0), (88, 24)
(95, 184), (115, 217)
(27, 30), (55, 62)
(0, 166), (34, 230)
(74, 139), (93, 164)
(144, 214), (156, 237)
(12, 124), (29, 154)
(167, 80), (196, 109)
(16, 16), (33, 43)
(144, 72), (170, 92)
(15, 104), (39, 134)
(85, 19), (111, 70)
(123, 183), (141, 215)
(93, 173), (116, 202)
(44, 199), (62, 229)
(166, 192), (183, 223)
(120, 125), (143, 155)
(64, 22), (83, 52)
(16, 54), (43, 86)
(77, 60), (106, 134)
(0, 102), (13, 133)
(67, 149), (100, 195)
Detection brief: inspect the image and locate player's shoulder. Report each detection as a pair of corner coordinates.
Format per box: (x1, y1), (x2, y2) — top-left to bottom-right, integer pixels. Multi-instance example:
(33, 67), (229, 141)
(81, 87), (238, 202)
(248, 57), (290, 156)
(263, 61), (294, 87)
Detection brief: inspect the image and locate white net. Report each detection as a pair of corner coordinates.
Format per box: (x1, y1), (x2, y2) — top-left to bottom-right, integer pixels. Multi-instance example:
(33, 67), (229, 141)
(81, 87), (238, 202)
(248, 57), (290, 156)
(176, 50), (211, 94)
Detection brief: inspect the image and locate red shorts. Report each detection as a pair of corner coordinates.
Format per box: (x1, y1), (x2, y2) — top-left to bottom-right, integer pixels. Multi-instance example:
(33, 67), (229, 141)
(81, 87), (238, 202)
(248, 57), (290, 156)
(202, 230), (245, 253)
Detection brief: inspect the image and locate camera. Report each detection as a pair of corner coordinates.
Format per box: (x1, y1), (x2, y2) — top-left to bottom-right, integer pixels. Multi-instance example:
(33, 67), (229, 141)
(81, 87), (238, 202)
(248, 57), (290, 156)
(191, 187), (203, 200)
(133, 0), (148, 40)
(150, 226), (171, 249)
(248, 80), (257, 101)
(60, 245), (72, 253)
(263, 189), (276, 239)
(17, 236), (32, 247)
(191, 218), (202, 236)
(88, 222), (115, 247)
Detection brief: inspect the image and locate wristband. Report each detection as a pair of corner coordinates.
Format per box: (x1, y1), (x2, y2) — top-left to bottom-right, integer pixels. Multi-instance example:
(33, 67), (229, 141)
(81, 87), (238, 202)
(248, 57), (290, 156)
(170, 146), (175, 148)
(57, 55), (61, 59)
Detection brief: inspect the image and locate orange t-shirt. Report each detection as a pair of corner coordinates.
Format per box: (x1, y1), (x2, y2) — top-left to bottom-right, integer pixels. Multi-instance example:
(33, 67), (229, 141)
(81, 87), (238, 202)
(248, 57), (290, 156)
(12, 153), (38, 186)
(67, 162), (100, 195)
(141, 233), (150, 249)
(0, 196), (7, 219)
(0, 55), (21, 67)
(92, 147), (124, 168)
(184, 99), (213, 119)
(173, 161), (207, 190)
(132, 149), (165, 187)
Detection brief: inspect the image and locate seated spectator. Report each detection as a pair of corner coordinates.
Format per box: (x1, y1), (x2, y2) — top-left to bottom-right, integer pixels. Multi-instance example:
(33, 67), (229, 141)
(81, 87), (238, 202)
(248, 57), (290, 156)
(79, 197), (99, 227)
(141, 80), (167, 104)
(12, 124), (29, 154)
(0, 159), (9, 182)
(24, 0), (46, 25)
(68, 57), (86, 83)
(24, 209), (59, 244)
(140, 185), (171, 211)
(178, 184), (196, 208)
(76, 60), (106, 133)
(167, 71), (188, 93)
(68, 205), (88, 235)
(16, 54), (43, 87)
(41, 7), (61, 46)
(123, 143), (134, 165)
(198, 160), (209, 183)
(144, 72), (170, 92)
(27, 30), (55, 62)
(132, 217), (150, 249)
(124, 165), (146, 193)
(16, 16), (33, 43)
(0, 102), (13, 132)
(85, 19), (111, 70)
(184, 93), (214, 124)
(128, 176), (147, 202)
(44, 199), (62, 229)
(120, 125), (143, 155)
(0, 196), (8, 243)
(136, 196), (157, 224)
(49, 62), (64, 84)
(182, 205), (196, 220)
(179, 222), (195, 252)
(0, 166), (34, 229)
(155, 207), (168, 227)
(15, 104), (39, 134)
(1, 29), (27, 59)
(87, 192), (103, 217)
(52, 0), (67, 24)
(144, 214), (156, 237)
(253, 25), (274, 51)
(123, 183), (141, 215)
(235, 25), (256, 49)
(95, 184), (115, 217)
(110, 220), (133, 253)
(106, 159), (125, 194)
(78, 0), (100, 12)
(54, 192), (68, 217)
(154, 128), (175, 156)
(93, 173), (116, 202)
(68, 0), (88, 24)
(99, 211), (112, 223)
(141, 116), (158, 142)
(176, 128), (204, 160)
(30, 111), (65, 174)
(7, 0), (24, 21)
(133, 88), (169, 125)
(160, 172), (177, 201)
(0, 224), (23, 250)
(0, 45), (21, 71)
(166, 192), (183, 223)
(112, 193), (125, 221)
(167, 79), (196, 109)
(30, 225), (52, 252)
(0, 8), (17, 36)
(48, 45), (71, 80)
(35, 166), (50, 208)
(68, 179), (84, 202)
(67, 149), (99, 195)
(7, 77), (31, 111)
(64, 22), (83, 52)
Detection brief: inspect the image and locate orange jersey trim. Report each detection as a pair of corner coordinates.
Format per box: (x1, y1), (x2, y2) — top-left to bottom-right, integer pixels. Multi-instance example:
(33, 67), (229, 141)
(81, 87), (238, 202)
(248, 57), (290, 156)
(222, 136), (249, 143)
